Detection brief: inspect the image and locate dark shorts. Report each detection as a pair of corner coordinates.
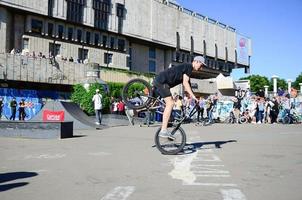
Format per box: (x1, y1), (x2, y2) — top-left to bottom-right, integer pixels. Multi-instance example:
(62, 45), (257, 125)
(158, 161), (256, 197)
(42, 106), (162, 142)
(153, 81), (171, 98)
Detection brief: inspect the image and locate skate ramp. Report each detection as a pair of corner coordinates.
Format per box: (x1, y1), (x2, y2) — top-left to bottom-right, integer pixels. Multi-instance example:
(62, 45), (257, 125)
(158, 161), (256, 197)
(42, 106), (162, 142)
(31, 100), (104, 130)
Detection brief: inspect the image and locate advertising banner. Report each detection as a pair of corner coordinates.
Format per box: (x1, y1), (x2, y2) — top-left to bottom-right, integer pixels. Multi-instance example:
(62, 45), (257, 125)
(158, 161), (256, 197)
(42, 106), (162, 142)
(236, 34), (249, 65)
(42, 110), (65, 122)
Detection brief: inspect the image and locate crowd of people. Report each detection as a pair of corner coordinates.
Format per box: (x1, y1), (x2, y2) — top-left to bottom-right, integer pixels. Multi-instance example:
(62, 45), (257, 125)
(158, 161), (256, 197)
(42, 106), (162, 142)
(0, 97), (27, 121)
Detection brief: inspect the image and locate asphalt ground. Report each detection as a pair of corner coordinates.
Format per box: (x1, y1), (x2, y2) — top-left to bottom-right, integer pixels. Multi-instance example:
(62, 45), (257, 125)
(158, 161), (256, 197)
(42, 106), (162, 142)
(0, 123), (302, 200)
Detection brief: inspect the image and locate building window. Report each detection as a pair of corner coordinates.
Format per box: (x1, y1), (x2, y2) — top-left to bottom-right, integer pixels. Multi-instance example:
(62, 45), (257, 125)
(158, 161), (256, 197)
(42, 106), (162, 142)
(58, 25), (64, 39)
(176, 32), (180, 51)
(23, 38), (29, 50)
(77, 29), (82, 42)
(48, 0), (54, 16)
(149, 47), (156, 59)
(117, 39), (125, 51)
(93, 0), (111, 30)
(94, 33), (99, 45)
(78, 48), (88, 62)
(67, 0), (85, 23)
(31, 19), (43, 34)
(86, 32), (91, 44)
(68, 28), (73, 41)
(49, 43), (61, 56)
(48, 23), (54, 36)
(149, 60), (156, 72)
(190, 36), (194, 55)
(225, 47), (228, 62)
(116, 3), (124, 33)
(102, 35), (107, 47)
(110, 37), (115, 49)
(104, 52), (113, 64)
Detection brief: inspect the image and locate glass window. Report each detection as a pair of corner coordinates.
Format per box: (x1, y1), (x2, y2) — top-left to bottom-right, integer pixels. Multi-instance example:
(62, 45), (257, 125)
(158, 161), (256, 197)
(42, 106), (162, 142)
(149, 60), (156, 72)
(68, 28), (73, 41)
(117, 39), (125, 51)
(31, 19), (43, 34)
(94, 33), (99, 45)
(78, 48), (88, 62)
(149, 47), (156, 59)
(77, 29), (82, 42)
(102, 35), (107, 47)
(48, 23), (54, 36)
(110, 37), (115, 49)
(58, 25), (64, 39)
(104, 52), (113, 64)
(86, 32), (91, 44)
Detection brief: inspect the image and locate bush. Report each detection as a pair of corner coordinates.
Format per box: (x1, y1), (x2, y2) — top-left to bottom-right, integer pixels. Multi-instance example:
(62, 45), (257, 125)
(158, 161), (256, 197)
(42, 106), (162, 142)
(71, 82), (126, 115)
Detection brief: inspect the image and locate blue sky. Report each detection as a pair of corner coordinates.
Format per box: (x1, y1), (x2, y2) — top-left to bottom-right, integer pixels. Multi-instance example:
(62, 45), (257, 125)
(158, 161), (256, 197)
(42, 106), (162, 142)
(176, 0), (302, 81)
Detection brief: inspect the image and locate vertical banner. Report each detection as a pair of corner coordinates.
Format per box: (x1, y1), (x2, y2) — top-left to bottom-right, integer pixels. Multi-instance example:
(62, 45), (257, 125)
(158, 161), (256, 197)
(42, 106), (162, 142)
(236, 34), (249, 65)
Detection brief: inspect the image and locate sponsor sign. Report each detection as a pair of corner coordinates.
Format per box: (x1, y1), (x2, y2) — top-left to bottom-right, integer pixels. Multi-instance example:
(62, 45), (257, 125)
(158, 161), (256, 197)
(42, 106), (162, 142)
(42, 110), (65, 121)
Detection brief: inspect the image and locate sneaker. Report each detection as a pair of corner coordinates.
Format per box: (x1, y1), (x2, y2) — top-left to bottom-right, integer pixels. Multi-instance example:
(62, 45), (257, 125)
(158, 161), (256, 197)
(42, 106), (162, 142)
(159, 130), (175, 140)
(95, 122), (100, 125)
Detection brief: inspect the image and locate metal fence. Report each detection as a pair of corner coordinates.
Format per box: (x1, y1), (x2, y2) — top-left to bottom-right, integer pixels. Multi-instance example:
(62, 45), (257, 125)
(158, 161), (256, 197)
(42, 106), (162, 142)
(0, 53), (88, 85)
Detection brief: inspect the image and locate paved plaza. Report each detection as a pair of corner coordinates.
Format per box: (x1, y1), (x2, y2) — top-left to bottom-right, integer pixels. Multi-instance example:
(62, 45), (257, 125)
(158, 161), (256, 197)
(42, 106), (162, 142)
(0, 123), (302, 200)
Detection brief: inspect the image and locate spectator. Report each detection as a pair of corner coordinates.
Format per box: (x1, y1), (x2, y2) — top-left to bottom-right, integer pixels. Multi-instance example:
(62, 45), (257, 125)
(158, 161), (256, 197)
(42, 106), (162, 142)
(197, 97), (205, 122)
(173, 95), (183, 120)
(117, 100), (125, 115)
(0, 97), (3, 119)
(92, 89), (103, 125)
(112, 100), (118, 114)
(270, 97), (279, 124)
(69, 57), (74, 62)
(256, 98), (265, 123)
(256, 89), (265, 98)
(18, 99), (26, 120)
(277, 87), (284, 96)
(10, 48), (15, 54)
(9, 98), (17, 120)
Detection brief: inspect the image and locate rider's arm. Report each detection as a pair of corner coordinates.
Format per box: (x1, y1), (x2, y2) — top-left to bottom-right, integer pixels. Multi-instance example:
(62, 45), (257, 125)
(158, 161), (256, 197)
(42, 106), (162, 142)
(183, 74), (196, 100)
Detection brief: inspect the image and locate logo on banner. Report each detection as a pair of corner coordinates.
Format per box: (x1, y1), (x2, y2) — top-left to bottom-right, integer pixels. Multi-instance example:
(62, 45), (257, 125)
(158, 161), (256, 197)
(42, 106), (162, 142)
(42, 110), (65, 121)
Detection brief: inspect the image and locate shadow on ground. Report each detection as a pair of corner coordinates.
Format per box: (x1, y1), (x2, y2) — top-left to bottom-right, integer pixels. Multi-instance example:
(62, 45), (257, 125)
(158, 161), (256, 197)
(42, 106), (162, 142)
(0, 172), (38, 192)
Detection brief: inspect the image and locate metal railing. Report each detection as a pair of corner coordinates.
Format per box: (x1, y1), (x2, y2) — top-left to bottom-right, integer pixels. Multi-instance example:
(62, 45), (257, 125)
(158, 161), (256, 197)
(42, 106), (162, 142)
(0, 53), (88, 85)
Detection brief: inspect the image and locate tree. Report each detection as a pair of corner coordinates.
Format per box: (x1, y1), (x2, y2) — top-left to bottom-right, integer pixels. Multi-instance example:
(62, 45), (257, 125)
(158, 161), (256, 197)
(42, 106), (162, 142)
(239, 75), (269, 92)
(293, 72), (302, 90)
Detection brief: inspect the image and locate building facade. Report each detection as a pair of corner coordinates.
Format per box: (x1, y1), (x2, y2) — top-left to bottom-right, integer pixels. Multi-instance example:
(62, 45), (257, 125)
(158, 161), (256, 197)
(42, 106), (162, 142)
(0, 0), (252, 90)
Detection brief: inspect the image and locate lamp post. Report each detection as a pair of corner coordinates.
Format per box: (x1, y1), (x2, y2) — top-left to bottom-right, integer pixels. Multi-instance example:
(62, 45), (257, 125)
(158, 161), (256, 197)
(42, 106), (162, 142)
(271, 75), (278, 96)
(264, 85), (269, 98)
(299, 83), (302, 94)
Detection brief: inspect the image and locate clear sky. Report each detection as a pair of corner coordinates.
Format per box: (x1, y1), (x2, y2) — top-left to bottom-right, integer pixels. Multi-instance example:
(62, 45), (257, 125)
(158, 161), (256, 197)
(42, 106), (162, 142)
(175, 0), (302, 81)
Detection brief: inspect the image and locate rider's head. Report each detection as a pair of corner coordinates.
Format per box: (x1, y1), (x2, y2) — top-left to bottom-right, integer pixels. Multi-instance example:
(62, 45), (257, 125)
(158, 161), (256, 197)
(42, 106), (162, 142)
(192, 56), (206, 71)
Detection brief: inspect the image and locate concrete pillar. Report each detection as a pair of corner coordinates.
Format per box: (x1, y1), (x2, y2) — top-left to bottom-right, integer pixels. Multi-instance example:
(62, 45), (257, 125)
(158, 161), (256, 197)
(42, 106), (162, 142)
(264, 85), (269, 98)
(272, 75), (278, 96)
(299, 83), (302, 94)
(287, 79), (292, 94)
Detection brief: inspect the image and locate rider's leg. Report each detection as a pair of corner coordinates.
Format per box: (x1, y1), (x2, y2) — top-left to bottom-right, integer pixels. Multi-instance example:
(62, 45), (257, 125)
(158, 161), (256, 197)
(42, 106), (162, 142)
(161, 96), (174, 132)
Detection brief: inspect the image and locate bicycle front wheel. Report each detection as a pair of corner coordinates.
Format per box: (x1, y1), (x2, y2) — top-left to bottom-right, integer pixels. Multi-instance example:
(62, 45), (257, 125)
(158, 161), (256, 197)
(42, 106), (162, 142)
(154, 127), (186, 155)
(122, 78), (152, 110)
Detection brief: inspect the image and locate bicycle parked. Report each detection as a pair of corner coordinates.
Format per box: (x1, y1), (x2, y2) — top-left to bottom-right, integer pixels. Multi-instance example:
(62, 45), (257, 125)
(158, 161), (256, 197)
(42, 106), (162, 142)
(122, 78), (199, 155)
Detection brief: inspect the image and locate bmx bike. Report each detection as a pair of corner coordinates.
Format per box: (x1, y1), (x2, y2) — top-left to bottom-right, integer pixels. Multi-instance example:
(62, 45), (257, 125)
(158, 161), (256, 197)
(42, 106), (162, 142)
(122, 78), (198, 155)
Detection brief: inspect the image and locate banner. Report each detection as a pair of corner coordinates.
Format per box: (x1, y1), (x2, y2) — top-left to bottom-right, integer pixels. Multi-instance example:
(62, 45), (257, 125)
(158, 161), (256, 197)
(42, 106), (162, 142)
(42, 110), (65, 122)
(236, 34), (249, 66)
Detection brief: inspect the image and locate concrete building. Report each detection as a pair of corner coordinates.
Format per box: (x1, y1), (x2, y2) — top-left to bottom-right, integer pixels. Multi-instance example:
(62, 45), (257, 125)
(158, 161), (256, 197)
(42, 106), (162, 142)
(0, 0), (252, 93)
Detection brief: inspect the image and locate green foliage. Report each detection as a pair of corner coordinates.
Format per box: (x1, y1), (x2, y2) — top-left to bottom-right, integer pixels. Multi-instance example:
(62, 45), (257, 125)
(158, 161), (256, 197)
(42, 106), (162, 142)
(293, 72), (302, 89)
(71, 82), (127, 115)
(239, 75), (269, 92)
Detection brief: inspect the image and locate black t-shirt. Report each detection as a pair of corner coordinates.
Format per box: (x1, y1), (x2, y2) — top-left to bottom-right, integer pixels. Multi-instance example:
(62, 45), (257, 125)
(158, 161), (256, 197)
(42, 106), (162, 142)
(155, 64), (193, 87)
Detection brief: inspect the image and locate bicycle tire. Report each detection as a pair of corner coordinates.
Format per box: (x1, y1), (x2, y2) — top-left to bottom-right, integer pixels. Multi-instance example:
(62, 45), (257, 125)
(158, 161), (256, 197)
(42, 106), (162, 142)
(122, 78), (152, 110)
(282, 116), (291, 124)
(154, 127), (186, 155)
(239, 116), (247, 124)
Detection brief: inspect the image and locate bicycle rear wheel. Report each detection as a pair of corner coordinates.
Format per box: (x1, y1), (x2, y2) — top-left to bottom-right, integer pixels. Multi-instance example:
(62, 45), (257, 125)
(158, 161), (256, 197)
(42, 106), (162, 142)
(122, 78), (152, 110)
(154, 127), (186, 155)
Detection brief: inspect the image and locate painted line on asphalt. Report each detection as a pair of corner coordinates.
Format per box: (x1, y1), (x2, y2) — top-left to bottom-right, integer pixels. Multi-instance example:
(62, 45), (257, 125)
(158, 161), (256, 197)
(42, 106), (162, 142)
(24, 154), (66, 159)
(220, 189), (247, 200)
(186, 183), (237, 187)
(100, 186), (135, 200)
